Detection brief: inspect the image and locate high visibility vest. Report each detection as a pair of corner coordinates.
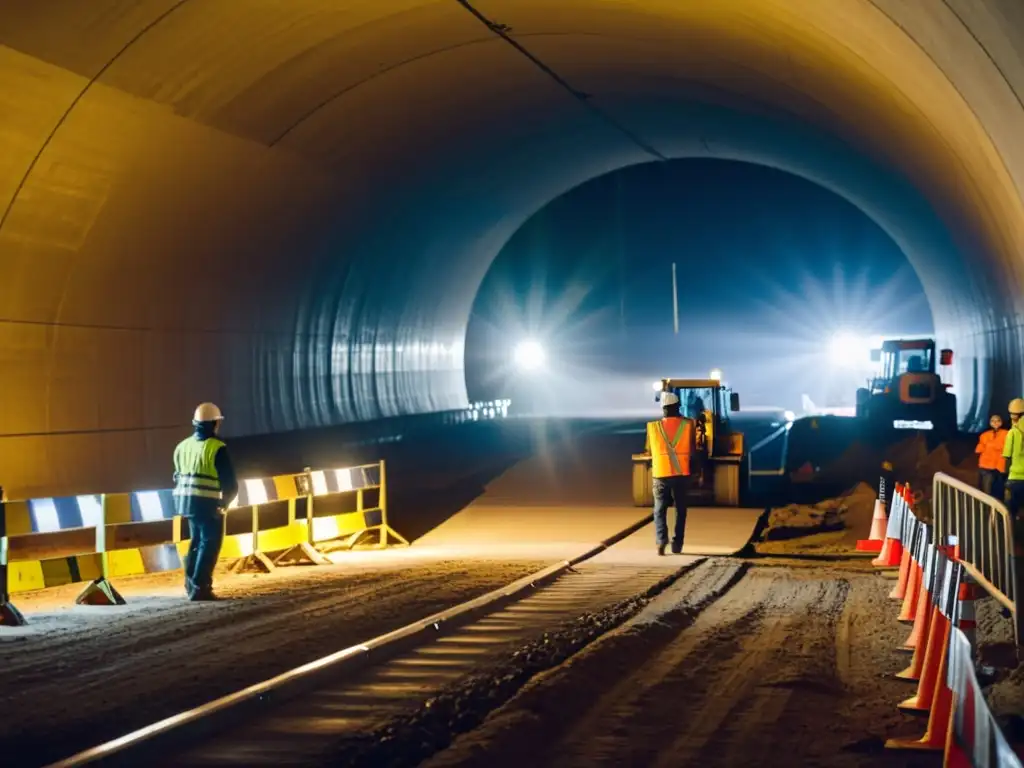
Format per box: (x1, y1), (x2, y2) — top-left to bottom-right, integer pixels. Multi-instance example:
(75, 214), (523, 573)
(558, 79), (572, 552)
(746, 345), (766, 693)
(173, 436), (225, 500)
(647, 417), (694, 478)
(976, 429), (1008, 472)
(1002, 426), (1024, 481)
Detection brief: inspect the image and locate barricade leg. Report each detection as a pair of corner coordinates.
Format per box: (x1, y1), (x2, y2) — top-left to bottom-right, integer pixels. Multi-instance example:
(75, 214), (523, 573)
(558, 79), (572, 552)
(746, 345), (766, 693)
(1, 508), (27, 626)
(377, 460), (409, 549)
(0, 599), (25, 627)
(229, 505), (277, 574)
(273, 497), (330, 567)
(75, 497), (126, 606)
(76, 576), (127, 606)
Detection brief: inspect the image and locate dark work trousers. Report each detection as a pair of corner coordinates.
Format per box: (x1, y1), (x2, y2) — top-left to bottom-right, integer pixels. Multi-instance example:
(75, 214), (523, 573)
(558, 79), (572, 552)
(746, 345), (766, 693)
(184, 512), (225, 595)
(653, 475), (690, 552)
(1006, 479), (1024, 523)
(979, 468), (1006, 503)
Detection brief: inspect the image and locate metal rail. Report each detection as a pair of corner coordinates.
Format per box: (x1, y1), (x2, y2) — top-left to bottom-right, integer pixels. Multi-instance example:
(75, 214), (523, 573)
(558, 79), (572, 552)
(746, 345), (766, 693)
(746, 423), (791, 485)
(46, 514), (661, 767)
(932, 471), (1020, 647)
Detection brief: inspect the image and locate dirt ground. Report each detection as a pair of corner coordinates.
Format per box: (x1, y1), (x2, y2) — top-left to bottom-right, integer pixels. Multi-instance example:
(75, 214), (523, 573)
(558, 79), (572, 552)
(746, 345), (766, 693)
(0, 557), (547, 767)
(423, 564), (956, 768)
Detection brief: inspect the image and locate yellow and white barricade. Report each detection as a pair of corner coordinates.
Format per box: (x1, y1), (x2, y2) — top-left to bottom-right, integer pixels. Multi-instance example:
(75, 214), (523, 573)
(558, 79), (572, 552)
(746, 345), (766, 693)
(0, 459), (406, 616)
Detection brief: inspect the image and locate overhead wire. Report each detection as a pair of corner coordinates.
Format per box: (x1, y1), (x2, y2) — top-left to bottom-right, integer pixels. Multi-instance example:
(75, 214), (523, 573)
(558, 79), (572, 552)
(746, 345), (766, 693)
(453, 0), (668, 162)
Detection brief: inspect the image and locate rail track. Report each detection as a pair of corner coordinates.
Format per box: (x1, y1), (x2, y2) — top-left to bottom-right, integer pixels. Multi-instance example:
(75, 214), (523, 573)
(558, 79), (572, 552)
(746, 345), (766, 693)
(46, 517), (746, 768)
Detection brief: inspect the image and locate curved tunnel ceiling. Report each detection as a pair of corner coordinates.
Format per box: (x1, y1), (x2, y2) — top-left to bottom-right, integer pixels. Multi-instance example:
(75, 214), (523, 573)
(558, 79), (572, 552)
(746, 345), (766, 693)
(2, 0), (1024, 497)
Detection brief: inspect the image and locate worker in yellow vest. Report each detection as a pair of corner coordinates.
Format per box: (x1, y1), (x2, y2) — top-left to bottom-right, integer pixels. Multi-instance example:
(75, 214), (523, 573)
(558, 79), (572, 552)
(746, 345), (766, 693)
(1001, 398), (1024, 521)
(646, 391), (696, 556)
(173, 402), (239, 601)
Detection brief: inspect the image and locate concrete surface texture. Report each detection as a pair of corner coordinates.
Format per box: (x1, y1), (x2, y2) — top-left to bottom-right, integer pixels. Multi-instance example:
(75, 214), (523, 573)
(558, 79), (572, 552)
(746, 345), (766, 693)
(3, 1), (1024, 497)
(416, 429), (762, 558)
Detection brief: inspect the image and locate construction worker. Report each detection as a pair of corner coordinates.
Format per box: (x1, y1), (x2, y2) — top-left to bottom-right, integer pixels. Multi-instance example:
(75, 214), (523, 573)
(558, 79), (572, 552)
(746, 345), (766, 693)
(647, 391), (696, 556)
(976, 413), (1008, 500)
(173, 403), (238, 601)
(1001, 398), (1024, 521)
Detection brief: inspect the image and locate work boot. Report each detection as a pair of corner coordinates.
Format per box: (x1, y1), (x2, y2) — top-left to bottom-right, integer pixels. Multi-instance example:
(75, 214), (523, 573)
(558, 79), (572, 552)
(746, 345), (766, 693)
(189, 588), (219, 602)
(657, 544), (666, 556)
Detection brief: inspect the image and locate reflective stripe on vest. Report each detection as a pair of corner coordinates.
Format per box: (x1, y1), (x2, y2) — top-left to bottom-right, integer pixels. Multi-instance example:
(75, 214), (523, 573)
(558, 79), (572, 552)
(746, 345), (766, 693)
(173, 436), (225, 499)
(648, 417), (693, 478)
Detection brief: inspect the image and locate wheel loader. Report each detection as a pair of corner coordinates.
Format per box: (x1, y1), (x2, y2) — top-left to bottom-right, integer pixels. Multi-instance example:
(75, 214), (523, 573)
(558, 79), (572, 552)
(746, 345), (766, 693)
(855, 338), (958, 438)
(632, 378), (746, 507)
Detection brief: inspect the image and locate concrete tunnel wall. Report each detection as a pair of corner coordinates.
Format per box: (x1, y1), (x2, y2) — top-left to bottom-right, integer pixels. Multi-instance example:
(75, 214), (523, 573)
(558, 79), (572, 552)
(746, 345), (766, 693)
(2, 0), (1024, 499)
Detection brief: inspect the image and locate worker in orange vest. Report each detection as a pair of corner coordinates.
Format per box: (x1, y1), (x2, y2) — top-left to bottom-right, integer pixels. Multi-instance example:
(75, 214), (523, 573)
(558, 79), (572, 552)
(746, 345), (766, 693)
(976, 412), (1008, 500)
(646, 391), (696, 556)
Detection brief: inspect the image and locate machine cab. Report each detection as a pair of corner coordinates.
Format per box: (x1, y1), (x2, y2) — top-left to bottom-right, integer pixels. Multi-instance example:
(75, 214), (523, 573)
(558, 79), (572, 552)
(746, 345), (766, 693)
(859, 338), (957, 434)
(869, 339), (936, 394)
(653, 377), (740, 458)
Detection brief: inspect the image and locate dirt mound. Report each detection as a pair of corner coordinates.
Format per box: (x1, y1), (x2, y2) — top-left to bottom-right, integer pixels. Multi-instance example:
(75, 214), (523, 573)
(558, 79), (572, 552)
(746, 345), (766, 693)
(755, 482), (877, 556)
(800, 431), (978, 498)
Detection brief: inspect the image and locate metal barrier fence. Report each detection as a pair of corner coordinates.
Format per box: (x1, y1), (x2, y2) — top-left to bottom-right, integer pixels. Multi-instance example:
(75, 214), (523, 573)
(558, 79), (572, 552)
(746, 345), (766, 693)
(877, 482), (1023, 763)
(947, 624), (1024, 767)
(0, 460), (405, 625)
(932, 472), (1020, 648)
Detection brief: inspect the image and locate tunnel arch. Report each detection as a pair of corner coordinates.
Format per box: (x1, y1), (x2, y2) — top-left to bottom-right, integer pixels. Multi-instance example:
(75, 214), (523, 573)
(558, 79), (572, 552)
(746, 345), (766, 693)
(2, 0), (1024, 497)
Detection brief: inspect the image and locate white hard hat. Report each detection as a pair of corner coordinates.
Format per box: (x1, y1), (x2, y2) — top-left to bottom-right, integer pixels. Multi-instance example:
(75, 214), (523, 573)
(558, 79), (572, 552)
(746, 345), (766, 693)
(660, 391), (680, 407)
(1009, 398), (1024, 415)
(193, 402), (224, 422)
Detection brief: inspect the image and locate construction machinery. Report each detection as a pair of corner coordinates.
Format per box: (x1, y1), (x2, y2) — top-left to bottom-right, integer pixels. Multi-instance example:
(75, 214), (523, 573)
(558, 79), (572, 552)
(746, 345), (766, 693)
(855, 338), (957, 436)
(632, 377), (746, 507)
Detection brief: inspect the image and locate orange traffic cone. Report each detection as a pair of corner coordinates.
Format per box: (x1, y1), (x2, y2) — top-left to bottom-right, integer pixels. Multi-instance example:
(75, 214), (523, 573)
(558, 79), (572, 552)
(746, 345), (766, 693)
(872, 492), (904, 567)
(889, 487), (914, 600)
(898, 558), (956, 714)
(890, 547), (912, 600)
(898, 527), (927, 624)
(896, 600), (940, 683)
(899, 543), (935, 654)
(857, 498), (888, 552)
(887, 628), (954, 751)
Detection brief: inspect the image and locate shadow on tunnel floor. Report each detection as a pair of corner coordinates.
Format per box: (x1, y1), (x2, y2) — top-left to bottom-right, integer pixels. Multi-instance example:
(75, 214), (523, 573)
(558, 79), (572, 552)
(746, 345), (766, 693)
(386, 457), (526, 543)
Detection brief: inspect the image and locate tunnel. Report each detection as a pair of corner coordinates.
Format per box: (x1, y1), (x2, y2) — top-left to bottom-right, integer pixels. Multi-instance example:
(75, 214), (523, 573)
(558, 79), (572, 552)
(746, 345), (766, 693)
(2, 0), (1024, 499)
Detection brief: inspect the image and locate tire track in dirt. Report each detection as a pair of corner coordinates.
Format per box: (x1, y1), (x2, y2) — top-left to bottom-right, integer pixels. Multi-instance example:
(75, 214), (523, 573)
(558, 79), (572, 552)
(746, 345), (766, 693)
(426, 565), (928, 768)
(422, 559), (748, 768)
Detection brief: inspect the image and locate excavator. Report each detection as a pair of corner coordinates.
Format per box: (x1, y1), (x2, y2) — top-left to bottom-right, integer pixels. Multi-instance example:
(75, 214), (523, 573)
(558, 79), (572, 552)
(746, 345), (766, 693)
(632, 377), (746, 507)
(855, 338), (958, 437)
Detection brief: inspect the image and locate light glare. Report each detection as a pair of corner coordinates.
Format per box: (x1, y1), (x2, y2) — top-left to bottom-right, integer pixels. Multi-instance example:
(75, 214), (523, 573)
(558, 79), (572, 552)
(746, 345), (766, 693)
(513, 340), (546, 371)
